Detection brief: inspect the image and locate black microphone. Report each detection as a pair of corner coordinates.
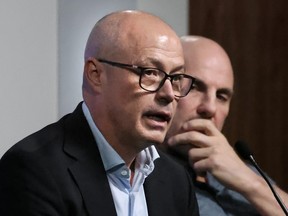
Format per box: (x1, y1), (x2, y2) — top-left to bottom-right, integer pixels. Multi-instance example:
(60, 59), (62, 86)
(234, 140), (288, 216)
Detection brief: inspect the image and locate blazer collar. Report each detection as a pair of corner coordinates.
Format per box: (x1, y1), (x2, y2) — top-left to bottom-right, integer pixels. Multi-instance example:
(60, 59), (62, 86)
(63, 103), (117, 215)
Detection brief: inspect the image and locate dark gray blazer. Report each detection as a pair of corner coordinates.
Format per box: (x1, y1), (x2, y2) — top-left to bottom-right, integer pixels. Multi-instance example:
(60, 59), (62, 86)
(0, 103), (199, 216)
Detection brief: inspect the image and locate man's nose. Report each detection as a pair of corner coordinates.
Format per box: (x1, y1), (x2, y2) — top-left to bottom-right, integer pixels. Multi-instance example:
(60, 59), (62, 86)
(156, 79), (175, 104)
(197, 94), (216, 119)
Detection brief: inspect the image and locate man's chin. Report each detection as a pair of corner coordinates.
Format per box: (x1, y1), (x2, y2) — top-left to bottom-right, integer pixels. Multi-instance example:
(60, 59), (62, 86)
(145, 133), (165, 146)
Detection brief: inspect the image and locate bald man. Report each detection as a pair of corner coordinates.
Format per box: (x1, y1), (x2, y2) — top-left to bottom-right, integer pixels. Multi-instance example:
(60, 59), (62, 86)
(164, 35), (288, 215)
(0, 11), (199, 215)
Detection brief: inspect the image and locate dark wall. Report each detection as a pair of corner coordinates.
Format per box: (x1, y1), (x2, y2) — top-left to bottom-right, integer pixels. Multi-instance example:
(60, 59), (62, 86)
(188, 0), (288, 190)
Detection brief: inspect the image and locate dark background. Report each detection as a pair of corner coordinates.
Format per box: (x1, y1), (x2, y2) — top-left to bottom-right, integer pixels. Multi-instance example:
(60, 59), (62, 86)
(188, 0), (288, 191)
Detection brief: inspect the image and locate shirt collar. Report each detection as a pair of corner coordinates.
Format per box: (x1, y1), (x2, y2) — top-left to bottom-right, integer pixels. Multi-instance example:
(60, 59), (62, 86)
(82, 102), (159, 172)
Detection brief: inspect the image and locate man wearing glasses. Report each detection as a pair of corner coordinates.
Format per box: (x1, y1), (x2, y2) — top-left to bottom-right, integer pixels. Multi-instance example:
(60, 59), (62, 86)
(0, 10), (199, 215)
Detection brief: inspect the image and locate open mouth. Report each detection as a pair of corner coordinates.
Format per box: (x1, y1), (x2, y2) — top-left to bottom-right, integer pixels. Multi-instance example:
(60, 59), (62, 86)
(145, 111), (171, 123)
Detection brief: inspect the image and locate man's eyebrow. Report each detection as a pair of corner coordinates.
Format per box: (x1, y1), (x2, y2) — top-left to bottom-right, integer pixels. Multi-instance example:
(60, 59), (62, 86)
(194, 78), (234, 97)
(141, 58), (184, 73)
(138, 58), (163, 68)
(194, 78), (206, 89)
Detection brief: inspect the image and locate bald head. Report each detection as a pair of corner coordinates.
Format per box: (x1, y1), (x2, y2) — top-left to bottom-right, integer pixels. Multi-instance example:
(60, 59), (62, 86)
(165, 35), (235, 133)
(180, 36), (234, 83)
(84, 10), (181, 62)
(82, 10), (184, 101)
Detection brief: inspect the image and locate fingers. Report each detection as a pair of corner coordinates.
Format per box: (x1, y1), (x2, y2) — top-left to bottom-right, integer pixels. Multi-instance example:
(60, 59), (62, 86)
(167, 119), (224, 149)
(182, 118), (221, 137)
(188, 146), (223, 175)
(167, 130), (209, 148)
(167, 118), (258, 191)
(188, 145), (225, 173)
(187, 147), (211, 172)
(167, 118), (234, 175)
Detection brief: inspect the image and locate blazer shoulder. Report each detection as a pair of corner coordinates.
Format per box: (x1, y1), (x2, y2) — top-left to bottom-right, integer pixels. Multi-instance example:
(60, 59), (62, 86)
(3, 115), (68, 157)
(2, 102), (85, 158)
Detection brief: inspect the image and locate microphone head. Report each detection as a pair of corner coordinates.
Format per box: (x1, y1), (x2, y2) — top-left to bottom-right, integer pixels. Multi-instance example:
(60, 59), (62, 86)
(234, 140), (253, 160)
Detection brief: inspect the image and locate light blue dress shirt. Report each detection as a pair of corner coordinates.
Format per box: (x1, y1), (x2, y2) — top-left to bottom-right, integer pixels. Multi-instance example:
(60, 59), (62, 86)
(82, 103), (159, 216)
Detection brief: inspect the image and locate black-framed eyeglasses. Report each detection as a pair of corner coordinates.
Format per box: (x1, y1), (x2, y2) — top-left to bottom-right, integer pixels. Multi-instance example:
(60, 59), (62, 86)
(98, 59), (196, 98)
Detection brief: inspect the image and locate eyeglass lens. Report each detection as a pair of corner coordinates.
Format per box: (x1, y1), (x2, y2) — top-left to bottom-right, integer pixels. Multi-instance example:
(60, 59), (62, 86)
(140, 69), (192, 97)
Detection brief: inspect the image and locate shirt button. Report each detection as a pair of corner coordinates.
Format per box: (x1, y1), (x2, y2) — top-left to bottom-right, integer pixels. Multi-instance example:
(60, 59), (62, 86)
(121, 169), (128, 176)
(144, 164), (150, 169)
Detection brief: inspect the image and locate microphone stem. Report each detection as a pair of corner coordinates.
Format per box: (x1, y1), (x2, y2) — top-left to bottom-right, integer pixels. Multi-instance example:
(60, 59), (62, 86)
(249, 155), (288, 216)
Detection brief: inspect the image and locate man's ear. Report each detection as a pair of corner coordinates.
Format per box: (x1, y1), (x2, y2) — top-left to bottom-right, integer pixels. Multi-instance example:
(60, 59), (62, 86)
(83, 57), (105, 92)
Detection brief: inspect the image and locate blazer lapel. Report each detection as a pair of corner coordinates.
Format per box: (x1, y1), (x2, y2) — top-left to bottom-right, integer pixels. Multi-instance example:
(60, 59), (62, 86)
(144, 158), (176, 216)
(63, 103), (117, 216)
(68, 156), (116, 216)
